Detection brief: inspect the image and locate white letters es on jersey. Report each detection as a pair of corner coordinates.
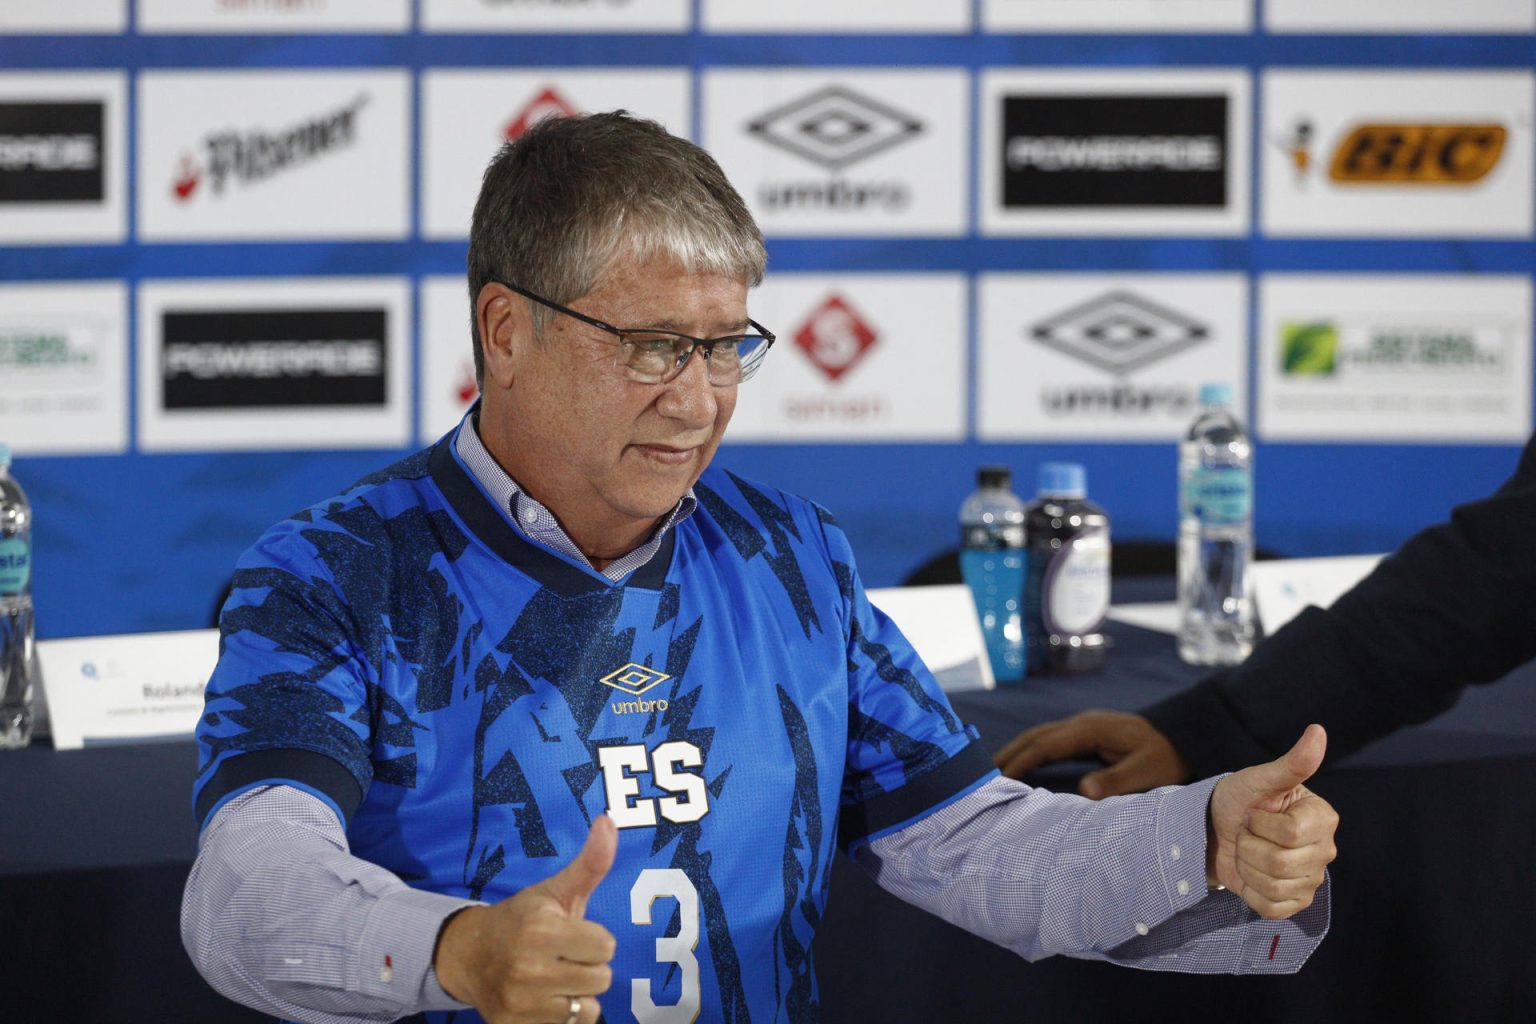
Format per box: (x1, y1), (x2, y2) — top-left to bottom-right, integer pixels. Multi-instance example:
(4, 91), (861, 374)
(599, 741), (710, 829)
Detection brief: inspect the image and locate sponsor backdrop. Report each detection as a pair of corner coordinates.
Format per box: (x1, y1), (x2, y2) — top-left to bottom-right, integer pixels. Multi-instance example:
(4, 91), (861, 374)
(1, 2), (1532, 639)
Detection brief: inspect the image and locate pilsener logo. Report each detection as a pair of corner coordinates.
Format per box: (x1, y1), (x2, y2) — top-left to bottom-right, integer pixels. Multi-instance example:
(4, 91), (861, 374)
(171, 94), (369, 203)
(0, 101), (105, 204)
(1329, 123), (1506, 184)
(160, 308), (387, 409)
(793, 294), (878, 382)
(504, 87), (579, 141)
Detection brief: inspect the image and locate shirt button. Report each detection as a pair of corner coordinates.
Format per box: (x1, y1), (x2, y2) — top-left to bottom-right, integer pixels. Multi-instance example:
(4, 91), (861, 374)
(520, 506), (538, 523)
(1134, 922), (1150, 937)
(1170, 844), (1182, 861)
(1177, 880), (1191, 896)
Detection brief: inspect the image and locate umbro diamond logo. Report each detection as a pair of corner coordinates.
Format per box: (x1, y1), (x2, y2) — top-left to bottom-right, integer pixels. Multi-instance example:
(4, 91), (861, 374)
(746, 85), (923, 171)
(1030, 290), (1209, 375)
(599, 662), (671, 697)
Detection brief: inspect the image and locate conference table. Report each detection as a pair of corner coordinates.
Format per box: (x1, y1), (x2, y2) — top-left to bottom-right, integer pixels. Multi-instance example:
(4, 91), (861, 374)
(4, 581), (1535, 1022)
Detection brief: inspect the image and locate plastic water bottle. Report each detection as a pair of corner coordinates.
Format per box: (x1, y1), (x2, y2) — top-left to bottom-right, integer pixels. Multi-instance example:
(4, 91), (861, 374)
(1023, 462), (1110, 676)
(1177, 382), (1255, 665)
(0, 444), (36, 748)
(959, 466), (1026, 685)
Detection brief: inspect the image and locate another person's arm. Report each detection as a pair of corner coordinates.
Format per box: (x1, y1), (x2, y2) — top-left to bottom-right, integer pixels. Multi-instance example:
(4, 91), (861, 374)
(997, 435), (1536, 793)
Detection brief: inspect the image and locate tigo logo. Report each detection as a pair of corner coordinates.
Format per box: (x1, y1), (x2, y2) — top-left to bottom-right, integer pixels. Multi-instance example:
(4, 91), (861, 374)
(1281, 322), (1338, 376)
(746, 85), (923, 171)
(1031, 291), (1209, 374)
(1329, 123), (1505, 184)
(504, 87), (579, 141)
(793, 294), (878, 382)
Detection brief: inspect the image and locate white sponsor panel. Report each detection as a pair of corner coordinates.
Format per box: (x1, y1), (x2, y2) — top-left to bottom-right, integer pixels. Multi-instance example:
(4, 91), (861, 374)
(420, 276), (480, 444)
(983, 0), (1251, 33)
(422, 0), (689, 32)
(137, 277), (412, 452)
(137, 70), (410, 241)
(703, 69), (968, 237)
(1266, 0), (1535, 32)
(0, 281), (127, 457)
(977, 273), (1247, 441)
(727, 274), (965, 442)
(0, 1), (124, 32)
(703, 0), (969, 32)
(1261, 70), (1535, 238)
(981, 68), (1251, 237)
(138, 0), (410, 33)
(1257, 275), (1532, 443)
(0, 72), (126, 244)
(422, 70), (691, 240)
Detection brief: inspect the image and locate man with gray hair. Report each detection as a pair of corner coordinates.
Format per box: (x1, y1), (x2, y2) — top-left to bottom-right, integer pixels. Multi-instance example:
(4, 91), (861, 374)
(183, 112), (1337, 1024)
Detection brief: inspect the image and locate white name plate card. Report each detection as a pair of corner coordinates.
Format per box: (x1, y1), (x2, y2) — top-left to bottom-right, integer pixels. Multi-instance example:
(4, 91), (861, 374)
(1250, 554), (1384, 638)
(868, 583), (995, 693)
(38, 628), (218, 750)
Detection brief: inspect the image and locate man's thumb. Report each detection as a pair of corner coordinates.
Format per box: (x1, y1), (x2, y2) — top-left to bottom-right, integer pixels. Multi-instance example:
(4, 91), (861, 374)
(545, 814), (618, 917)
(1249, 723), (1328, 796)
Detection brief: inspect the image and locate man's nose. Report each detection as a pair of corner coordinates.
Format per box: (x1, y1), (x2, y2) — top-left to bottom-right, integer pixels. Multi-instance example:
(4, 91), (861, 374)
(656, 348), (719, 425)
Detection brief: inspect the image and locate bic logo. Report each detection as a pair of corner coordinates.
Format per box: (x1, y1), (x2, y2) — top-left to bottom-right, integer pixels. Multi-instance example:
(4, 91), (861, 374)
(598, 741), (709, 829)
(1330, 123), (1506, 184)
(793, 294), (878, 382)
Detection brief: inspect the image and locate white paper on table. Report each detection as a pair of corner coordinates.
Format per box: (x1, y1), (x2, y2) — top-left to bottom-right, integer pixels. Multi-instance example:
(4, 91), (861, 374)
(868, 583), (996, 693)
(1250, 554), (1384, 638)
(37, 628), (219, 750)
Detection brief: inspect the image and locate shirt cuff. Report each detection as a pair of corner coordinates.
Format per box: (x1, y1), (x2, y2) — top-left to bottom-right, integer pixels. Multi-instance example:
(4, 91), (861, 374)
(353, 884), (482, 1012)
(1120, 774), (1222, 940)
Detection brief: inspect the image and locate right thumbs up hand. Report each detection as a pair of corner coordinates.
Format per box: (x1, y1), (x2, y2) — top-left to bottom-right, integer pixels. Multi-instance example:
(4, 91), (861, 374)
(434, 815), (618, 1024)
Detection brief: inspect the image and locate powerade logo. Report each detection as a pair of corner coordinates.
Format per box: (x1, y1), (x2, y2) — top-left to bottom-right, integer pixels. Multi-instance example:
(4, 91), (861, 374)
(0, 537), (29, 595)
(171, 94), (368, 203)
(1002, 94), (1228, 208)
(160, 308), (388, 409)
(0, 101), (105, 204)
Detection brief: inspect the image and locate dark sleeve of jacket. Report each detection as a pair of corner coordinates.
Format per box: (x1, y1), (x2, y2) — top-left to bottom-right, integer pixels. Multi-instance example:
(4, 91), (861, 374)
(1143, 435), (1536, 778)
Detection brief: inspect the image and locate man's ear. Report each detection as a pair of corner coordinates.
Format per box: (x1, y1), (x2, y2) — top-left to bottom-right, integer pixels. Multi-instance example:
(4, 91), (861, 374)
(476, 281), (529, 391)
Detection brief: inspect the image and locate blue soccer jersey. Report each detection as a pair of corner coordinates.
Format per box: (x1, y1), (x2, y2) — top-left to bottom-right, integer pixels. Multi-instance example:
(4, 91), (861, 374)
(194, 427), (995, 1024)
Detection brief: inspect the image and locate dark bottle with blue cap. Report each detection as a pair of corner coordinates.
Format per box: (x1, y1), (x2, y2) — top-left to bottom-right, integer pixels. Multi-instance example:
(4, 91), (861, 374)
(1023, 462), (1110, 676)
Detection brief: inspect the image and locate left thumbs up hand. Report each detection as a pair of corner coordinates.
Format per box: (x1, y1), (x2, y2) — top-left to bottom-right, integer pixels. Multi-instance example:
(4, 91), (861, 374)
(1208, 724), (1339, 920)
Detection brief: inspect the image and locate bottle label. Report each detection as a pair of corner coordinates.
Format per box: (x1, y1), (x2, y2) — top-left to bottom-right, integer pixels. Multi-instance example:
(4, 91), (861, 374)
(962, 524), (1025, 550)
(1043, 526), (1110, 636)
(0, 536), (29, 594)
(1183, 467), (1251, 525)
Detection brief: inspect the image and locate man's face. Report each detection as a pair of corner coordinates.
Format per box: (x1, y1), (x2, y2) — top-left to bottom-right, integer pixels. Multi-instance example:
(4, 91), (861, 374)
(481, 256), (748, 560)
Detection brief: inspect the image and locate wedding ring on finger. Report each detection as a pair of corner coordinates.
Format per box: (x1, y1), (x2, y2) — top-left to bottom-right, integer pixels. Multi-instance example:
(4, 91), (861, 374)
(562, 996), (581, 1024)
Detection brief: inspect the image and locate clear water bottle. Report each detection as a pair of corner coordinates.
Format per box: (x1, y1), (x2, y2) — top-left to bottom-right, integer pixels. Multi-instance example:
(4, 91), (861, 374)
(0, 444), (35, 748)
(1024, 462), (1110, 676)
(1177, 382), (1255, 665)
(960, 466), (1027, 685)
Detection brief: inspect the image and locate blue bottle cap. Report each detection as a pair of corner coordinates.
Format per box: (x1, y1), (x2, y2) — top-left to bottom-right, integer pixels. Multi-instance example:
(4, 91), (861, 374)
(1037, 461), (1086, 498)
(1199, 382), (1234, 408)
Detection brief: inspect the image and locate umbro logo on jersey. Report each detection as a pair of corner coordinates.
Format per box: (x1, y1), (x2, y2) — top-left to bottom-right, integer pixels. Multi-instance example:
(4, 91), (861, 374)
(600, 662), (670, 697)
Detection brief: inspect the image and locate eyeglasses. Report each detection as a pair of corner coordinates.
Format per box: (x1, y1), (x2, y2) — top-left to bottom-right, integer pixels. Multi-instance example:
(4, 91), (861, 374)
(496, 280), (776, 386)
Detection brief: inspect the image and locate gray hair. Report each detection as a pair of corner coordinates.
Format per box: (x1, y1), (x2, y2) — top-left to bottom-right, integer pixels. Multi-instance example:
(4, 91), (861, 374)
(466, 110), (767, 384)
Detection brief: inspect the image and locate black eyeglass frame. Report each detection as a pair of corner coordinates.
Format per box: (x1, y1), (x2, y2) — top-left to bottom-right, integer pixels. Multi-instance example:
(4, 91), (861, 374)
(494, 279), (776, 385)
